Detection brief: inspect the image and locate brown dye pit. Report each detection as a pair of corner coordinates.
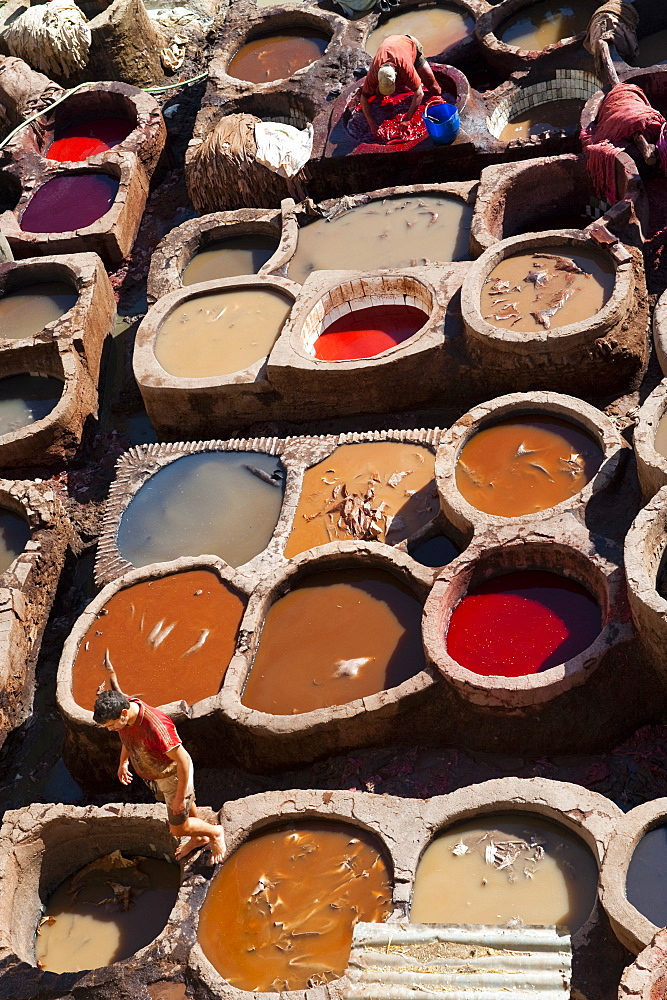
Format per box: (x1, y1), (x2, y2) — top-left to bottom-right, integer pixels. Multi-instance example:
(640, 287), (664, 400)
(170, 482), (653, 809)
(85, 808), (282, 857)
(284, 441), (438, 557)
(0, 282), (78, 340)
(154, 288), (292, 378)
(498, 0), (600, 50)
(365, 6), (474, 59)
(499, 98), (584, 141)
(72, 569), (246, 711)
(197, 820), (393, 991)
(455, 415), (603, 517)
(227, 30), (330, 83)
(242, 568), (425, 714)
(35, 853), (180, 973)
(182, 236), (279, 285)
(480, 247), (614, 334)
(288, 196), (472, 284)
(0, 509), (30, 572)
(410, 813), (598, 933)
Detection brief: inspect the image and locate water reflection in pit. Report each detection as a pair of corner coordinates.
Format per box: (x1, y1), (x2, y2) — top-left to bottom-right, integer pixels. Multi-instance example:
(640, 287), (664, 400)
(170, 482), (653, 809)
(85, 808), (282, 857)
(242, 568), (425, 713)
(285, 441), (439, 557)
(198, 820), (393, 991)
(0, 509), (30, 573)
(35, 854), (180, 973)
(182, 235), (280, 284)
(365, 6), (474, 59)
(73, 569), (246, 710)
(411, 812), (599, 932)
(227, 30), (329, 83)
(0, 375), (64, 435)
(117, 451), (286, 569)
(626, 824), (667, 926)
(0, 282), (78, 340)
(498, 0), (600, 49)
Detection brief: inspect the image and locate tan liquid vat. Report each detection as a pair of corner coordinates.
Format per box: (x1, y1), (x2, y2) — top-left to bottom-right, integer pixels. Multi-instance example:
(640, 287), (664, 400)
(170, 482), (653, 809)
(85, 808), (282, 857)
(499, 0), (600, 49)
(499, 98), (584, 141)
(285, 441), (438, 557)
(154, 288), (292, 377)
(288, 195), (472, 284)
(410, 813), (598, 932)
(480, 247), (614, 334)
(366, 6), (474, 59)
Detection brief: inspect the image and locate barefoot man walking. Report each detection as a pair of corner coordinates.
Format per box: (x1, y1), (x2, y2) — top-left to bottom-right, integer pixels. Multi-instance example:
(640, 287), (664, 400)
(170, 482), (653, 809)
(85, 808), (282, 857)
(94, 684), (226, 864)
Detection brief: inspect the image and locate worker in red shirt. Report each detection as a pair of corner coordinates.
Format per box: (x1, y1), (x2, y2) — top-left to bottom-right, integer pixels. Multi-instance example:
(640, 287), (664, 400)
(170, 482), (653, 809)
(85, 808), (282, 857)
(94, 686), (226, 864)
(361, 34), (441, 140)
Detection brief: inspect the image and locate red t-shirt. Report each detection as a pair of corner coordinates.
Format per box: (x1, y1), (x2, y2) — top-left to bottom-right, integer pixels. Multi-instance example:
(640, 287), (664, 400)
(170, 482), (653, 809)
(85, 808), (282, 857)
(119, 699), (181, 781)
(362, 35), (422, 97)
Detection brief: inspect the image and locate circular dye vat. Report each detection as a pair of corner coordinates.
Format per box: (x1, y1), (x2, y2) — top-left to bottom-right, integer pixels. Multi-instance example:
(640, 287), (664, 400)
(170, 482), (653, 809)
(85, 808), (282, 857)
(288, 196), (472, 284)
(365, 6), (474, 59)
(634, 29), (667, 67)
(155, 287), (292, 378)
(455, 414), (603, 517)
(73, 569), (246, 711)
(20, 174), (119, 234)
(410, 534), (459, 568)
(242, 568), (425, 713)
(227, 29), (329, 83)
(116, 451), (285, 569)
(499, 97), (584, 141)
(182, 235), (279, 285)
(626, 824), (667, 927)
(0, 374), (63, 435)
(35, 854), (180, 973)
(512, 208), (593, 235)
(411, 813), (598, 933)
(498, 1), (600, 49)
(198, 820), (393, 991)
(313, 304), (427, 361)
(447, 569), (602, 677)
(480, 247), (615, 334)
(284, 441), (439, 558)
(46, 118), (133, 162)
(0, 282), (78, 340)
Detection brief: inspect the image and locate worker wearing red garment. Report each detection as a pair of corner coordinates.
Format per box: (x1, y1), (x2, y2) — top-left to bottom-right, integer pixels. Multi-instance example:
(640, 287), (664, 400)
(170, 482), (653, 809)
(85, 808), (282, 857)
(360, 34), (441, 140)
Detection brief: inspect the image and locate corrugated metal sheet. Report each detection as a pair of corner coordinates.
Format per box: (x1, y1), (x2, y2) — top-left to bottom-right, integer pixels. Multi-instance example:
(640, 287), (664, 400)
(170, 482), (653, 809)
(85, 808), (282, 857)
(345, 922), (572, 1000)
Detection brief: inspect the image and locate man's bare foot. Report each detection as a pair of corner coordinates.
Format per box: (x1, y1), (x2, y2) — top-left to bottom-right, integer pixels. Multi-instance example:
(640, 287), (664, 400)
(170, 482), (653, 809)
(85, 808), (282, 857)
(175, 835), (209, 860)
(209, 829), (226, 865)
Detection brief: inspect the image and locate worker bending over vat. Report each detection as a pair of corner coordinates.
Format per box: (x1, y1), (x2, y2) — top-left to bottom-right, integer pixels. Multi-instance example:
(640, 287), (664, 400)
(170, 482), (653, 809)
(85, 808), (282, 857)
(361, 33), (442, 141)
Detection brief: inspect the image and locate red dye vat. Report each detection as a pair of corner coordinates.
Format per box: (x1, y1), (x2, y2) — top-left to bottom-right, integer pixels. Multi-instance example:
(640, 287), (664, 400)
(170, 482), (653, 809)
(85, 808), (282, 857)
(447, 570), (602, 677)
(313, 304), (427, 361)
(47, 118), (133, 161)
(20, 174), (119, 234)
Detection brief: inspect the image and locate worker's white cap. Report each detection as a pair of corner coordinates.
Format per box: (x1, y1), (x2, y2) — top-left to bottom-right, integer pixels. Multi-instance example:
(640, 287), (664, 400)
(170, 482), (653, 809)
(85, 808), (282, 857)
(378, 65), (397, 96)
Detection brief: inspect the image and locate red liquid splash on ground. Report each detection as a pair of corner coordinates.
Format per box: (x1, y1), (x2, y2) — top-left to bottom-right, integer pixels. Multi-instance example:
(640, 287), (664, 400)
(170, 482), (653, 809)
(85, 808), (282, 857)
(447, 570), (602, 677)
(20, 174), (119, 233)
(47, 118), (133, 161)
(314, 304), (427, 361)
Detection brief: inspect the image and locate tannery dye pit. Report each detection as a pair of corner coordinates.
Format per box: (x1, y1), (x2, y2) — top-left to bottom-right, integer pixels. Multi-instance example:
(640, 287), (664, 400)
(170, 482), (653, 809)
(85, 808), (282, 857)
(411, 812), (598, 932)
(35, 853), (180, 973)
(285, 441), (438, 556)
(480, 248), (615, 333)
(447, 570), (602, 676)
(0, 5), (665, 997)
(242, 568), (425, 713)
(197, 821), (392, 990)
(227, 30), (330, 83)
(116, 451), (285, 568)
(455, 415), (603, 517)
(73, 569), (246, 710)
(288, 196), (472, 283)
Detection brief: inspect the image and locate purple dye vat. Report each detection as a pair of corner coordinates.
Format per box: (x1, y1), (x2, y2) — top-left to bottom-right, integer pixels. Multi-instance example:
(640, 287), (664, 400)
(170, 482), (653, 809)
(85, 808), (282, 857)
(20, 174), (119, 234)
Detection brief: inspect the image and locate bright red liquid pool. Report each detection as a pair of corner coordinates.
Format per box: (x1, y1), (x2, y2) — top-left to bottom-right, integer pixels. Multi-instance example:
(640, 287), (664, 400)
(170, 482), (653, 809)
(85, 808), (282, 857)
(313, 305), (427, 361)
(20, 174), (119, 234)
(447, 570), (602, 677)
(47, 118), (133, 161)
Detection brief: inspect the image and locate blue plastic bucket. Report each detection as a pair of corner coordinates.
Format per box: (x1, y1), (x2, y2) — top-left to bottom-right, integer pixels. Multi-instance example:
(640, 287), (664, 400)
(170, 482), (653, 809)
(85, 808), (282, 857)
(423, 101), (460, 145)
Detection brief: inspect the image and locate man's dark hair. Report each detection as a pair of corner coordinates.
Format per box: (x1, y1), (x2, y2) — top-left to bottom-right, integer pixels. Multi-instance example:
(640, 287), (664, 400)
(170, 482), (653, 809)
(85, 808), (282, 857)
(93, 689), (130, 724)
